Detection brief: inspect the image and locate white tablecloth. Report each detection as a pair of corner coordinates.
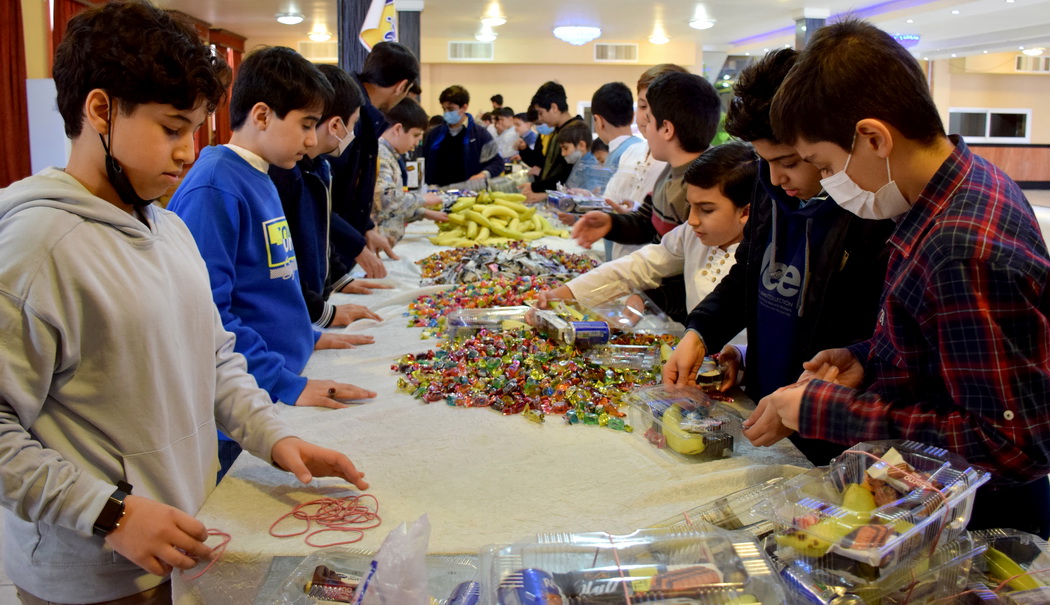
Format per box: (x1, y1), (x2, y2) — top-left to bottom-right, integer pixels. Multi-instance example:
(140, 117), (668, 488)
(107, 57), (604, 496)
(173, 221), (811, 604)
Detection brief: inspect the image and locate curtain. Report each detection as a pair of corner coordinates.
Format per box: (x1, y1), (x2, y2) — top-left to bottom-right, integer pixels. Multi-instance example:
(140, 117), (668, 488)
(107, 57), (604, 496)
(1, 0), (31, 187)
(208, 29), (245, 146)
(51, 0), (97, 60)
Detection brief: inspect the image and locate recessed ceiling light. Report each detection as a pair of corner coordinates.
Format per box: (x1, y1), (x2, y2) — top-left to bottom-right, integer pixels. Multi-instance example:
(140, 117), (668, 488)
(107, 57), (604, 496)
(1006, 0), (1014, 3)
(649, 33), (670, 45)
(722, 74), (731, 80)
(983, 50), (989, 53)
(1019, 45), (1026, 49)
(744, 51), (751, 56)
(1022, 47), (1045, 56)
(951, 53), (957, 57)
(481, 16), (506, 27)
(689, 19), (715, 30)
(906, 19), (914, 24)
(552, 26), (600, 45)
(762, 47), (769, 52)
(475, 31), (497, 42)
(923, 56), (929, 60)
(276, 12), (304, 25)
(951, 9), (960, 14)
(309, 31), (331, 42)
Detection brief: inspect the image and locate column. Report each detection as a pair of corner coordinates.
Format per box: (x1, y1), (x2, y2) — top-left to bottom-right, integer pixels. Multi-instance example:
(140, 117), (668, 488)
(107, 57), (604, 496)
(337, 0), (371, 74)
(794, 9), (829, 49)
(398, 0), (424, 63)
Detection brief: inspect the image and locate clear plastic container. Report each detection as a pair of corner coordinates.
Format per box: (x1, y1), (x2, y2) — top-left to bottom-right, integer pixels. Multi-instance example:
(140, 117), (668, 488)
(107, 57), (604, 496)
(273, 547), (479, 604)
(767, 531), (984, 604)
(543, 292), (684, 338)
(584, 344), (660, 370)
(654, 477), (788, 538)
(546, 190), (610, 214)
(756, 440), (991, 572)
(626, 384), (742, 463)
(528, 309), (610, 347)
(479, 528), (788, 604)
(970, 528), (1050, 603)
(447, 306), (532, 338)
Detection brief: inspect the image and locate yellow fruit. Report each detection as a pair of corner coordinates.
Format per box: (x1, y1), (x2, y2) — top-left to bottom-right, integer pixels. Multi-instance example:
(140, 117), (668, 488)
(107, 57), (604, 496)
(774, 515), (862, 558)
(842, 484), (876, 513)
(985, 546), (1044, 591)
(661, 404), (707, 455)
(491, 192), (527, 202)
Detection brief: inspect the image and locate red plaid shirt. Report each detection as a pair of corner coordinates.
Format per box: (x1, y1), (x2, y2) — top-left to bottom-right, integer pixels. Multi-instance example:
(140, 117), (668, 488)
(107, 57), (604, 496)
(800, 136), (1050, 487)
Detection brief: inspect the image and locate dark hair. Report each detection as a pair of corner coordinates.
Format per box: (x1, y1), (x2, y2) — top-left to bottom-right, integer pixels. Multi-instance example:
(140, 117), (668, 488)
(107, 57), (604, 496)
(532, 81), (568, 113)
(408, 82), (422, 95)
(359, 41), (419, 88)
(491, 94), (503, 105)
(481, 112), (494, 123)
(497, 107), (515, 119)
(230, 47), (333, 130)
(647, 71), (721, 153)
(637, 63), (689, 93)
(725, 48), (797, 143)
(591, 82), (634, 128)
(317, 64), (364, 124)
(53, 0), (231, 138)
(384, 97), (428, 131)
(684, 141), (759, 208)
(515, 112), (530, 123)
(439, 85), (470, 107)
(427, 115), (444, 129)
(590, 138), (609, 154)
(556, 120), (592, 148)
(525, 106), (539, 123)
(770, 19), (945, 149)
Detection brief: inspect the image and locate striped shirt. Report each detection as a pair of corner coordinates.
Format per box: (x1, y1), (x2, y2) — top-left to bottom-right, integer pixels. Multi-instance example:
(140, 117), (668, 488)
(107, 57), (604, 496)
(799, 136), (1050, 487)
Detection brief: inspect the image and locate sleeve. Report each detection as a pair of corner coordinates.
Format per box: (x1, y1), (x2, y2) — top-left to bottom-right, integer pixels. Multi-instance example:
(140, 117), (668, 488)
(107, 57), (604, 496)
(300, 273), (334, 327)
(606, 194), (658, 244)
(209, 306), (298, 460)
(373, 151), (410, 229)
(567, 239), (684, 309)
(799, 257), (1050, 486)
(477, 131), (505, 178)
(531, 161), (572, 193)
(175, 186), (308, 405)
(0, 296), (112, 536)
(684, 217), (752, 353)
(329, 212), (367, 269)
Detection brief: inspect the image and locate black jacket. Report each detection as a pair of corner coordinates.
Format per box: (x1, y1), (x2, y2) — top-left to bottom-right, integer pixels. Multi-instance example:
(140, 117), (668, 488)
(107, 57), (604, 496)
(530, 115), (583, 193)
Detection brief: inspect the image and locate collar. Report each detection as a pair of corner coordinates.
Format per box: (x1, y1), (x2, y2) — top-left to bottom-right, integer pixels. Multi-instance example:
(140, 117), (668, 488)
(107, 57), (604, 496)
(607, 135), (633, 153)
(224, 144), (269, 174)
(888, 134), (973, 259)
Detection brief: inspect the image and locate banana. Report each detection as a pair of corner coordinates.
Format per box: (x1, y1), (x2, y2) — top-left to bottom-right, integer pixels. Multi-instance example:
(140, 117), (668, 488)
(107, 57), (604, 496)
(661, 403), (707, 455)
(463, 210), (494, 230)
(521, 206), (537, 220)
(466, 221), (479, 239)
(508, 218), (521, 232)
(518, 218), (535, 232)
(985, 546), (1044, 591)
(477, 226), (490, 242)
(447, 212), (466, 225)
(774, 515), (864, 558)
(450, 198), (475, 213)
(489, 222), (527, 240)
(521, 230), (544, 241)
(476, 191), (491, 204)
(842, 483), (876, 513)
(480, 205), (519, 220)
(493, 199), (529, 213)
(490, 192), (527, 202)
(491, 218), (508, 229)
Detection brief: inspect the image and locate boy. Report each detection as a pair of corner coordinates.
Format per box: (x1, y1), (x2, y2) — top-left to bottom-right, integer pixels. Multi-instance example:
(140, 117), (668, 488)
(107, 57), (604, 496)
(761, 20), (1050, 537)
(558, 120), (611, 195)
(591, 138), (610, 166)
(422, 85), (504, 187)
(539, 142), (756, 320)
(662, 49), (894, 466)
(494, 107), (520, 160)
(374, 97), (448, 243)
(0, 3), (370, 603)
(169, 47), (379, 475)
(269, 64), (387, 329)
(330, 41), (420, 276)
(590, 82), (643, 173)
(521, 81), (584, 202)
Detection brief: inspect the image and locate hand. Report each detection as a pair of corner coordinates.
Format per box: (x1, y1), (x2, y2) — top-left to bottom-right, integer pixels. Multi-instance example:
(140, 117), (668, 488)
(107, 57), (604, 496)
(340, 279), (393, 295)
(800, 348), (865, 389)
(105, 495), (211, 576)
(716, 345), (743, 391)
(662, 330), (706, 387)
(527, 166), (541, 176)
(355, 247), (386, 279)
(570, 211), (613, 249)
(296, 379), (377, 409)
(515, 139), (527, 151)
(741, 394), (796, 447)
(469, 171), (489, 181)
(422, 193), (443, 208)
(622, 293), (646, 328)
(271, 437), (369, 490)
(365, 229), (400, 261)
(315, 333), (375, 350)
(554, 211), (578, 226)
(536, 285), (574, 309)
(519, 182), (534, 194)
(605, 198), (633, 214)
(423, 209), (449, 222)
(330, 304), (381, 327)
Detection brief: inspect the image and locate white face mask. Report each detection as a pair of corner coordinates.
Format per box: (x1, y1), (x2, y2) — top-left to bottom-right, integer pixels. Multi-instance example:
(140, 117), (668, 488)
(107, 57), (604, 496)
(820, 134), (910, 220)
(333, 120), (356, 156)
(564, 149), (584, 165)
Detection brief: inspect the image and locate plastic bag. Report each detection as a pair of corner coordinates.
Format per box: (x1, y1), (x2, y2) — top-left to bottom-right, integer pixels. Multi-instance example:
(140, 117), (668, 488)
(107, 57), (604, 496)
(352, 514), (430, 605)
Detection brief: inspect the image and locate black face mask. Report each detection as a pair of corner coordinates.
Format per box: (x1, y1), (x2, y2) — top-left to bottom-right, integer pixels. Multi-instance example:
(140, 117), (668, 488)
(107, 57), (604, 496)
(98, 105), (157, 208)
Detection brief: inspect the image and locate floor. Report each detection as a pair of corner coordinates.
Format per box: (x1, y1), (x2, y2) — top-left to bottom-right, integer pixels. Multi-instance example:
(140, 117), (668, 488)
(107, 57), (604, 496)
(0, 188), (1046, 604)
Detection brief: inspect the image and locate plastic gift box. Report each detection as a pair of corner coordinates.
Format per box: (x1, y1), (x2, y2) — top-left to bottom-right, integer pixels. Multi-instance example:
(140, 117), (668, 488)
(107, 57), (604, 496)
(627, 384), (742, 463)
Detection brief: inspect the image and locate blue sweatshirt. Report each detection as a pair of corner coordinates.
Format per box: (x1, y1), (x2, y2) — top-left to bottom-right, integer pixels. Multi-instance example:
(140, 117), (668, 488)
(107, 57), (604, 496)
(169, 146), (319, 407)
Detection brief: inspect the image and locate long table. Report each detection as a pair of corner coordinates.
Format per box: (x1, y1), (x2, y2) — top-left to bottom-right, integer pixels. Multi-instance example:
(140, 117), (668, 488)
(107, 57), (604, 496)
(172, 221), (811, 604)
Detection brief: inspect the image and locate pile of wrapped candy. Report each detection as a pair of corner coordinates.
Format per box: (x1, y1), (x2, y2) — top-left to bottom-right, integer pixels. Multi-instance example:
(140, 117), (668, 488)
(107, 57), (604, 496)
(405, 275), (562, 338)
(416, 242), (599, 285)
(392, 328), (677, 429)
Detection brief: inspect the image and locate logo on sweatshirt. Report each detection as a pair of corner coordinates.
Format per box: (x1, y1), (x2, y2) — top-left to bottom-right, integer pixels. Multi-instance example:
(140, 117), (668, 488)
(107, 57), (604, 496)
(263, 217), (297, 280)
(759, 244), (801, 317)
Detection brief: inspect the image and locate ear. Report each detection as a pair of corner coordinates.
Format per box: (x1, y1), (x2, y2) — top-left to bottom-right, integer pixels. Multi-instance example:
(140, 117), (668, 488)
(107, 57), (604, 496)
(576, 141), (589, 152)
(249, 102), (272, 130)
(325, 117), (343, 138)
(592, 115), (605, 132)
(739, 204), (751, 222)
(855, 118), (893, 159)
(660, 119), (675, 143)
(83, 88), (113, 136)
(461, 103), (469, 112)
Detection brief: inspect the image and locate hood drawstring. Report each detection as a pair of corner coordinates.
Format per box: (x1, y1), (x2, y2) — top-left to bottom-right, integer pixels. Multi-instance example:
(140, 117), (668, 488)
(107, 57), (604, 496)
(798, 218), (813, 318)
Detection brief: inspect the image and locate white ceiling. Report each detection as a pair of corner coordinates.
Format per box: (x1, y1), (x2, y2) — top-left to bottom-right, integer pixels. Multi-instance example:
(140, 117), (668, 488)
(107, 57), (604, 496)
(156, 0), (1050, 59)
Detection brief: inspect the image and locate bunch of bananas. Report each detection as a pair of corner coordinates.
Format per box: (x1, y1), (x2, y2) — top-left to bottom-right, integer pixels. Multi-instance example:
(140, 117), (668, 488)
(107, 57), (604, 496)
(430, 191), (569, 247)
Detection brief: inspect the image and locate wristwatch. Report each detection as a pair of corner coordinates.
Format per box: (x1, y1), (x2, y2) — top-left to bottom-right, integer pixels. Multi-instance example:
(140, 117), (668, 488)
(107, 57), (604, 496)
(93, 480), (133, 538)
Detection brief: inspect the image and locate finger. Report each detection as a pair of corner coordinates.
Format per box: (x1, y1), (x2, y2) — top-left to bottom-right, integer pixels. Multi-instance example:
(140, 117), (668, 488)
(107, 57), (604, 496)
(328, 455), (370, 490)
(171, 530), (213, 561)
(174, 513), (209, 543)
(335, 385), (377, 400)
(279, 450), (314, 484)
(160, 544), (200, 571)
(144, 557), (171, 577)
(300, 396), (348, 410)
(824, 366), (840, 383)
(346, 335), (375, 345)
(361, 309), (382, 321)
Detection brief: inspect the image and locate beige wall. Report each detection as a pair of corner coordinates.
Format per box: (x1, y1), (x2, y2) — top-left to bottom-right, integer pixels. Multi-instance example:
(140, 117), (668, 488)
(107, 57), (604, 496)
(21, 0), (49, 79)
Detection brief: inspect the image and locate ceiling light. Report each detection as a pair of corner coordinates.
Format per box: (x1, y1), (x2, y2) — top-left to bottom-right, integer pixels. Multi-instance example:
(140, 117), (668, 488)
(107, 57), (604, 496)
(476, 31), (497, 42)
(481, 15), (506, 27)
(906, 19), (914, 24)
(309, 31), (331, 42)
(722, 74), (731, 80)
(951, 53), (957, 57)
(689, 19), (715, 30)
(649, 33), (670, 44)
(892, 33), (921, 48)
(951, 9), (960, 14)
(1019, 45), (1026, 49)
(1023, 47), (1045, 56)
(553, 26), (601, 45)
(762, 47), (769, 52)
(983, 50), (989, 53)
(744, 51), (751, 56)
(276, 12), (304, 25)
(923, 56), (929, 60)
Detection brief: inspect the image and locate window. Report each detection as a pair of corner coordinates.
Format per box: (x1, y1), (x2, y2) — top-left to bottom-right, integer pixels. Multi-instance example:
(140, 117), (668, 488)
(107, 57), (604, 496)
(948, 108), (1031, 143)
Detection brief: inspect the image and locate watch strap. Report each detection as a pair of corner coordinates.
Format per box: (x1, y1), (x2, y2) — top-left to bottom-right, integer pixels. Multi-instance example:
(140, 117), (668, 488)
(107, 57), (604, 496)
(93, 480), (132, 538)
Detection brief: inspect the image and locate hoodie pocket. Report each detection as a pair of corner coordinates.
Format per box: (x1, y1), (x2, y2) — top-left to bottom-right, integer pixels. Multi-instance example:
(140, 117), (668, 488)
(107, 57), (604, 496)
(120, 418), (218, 517)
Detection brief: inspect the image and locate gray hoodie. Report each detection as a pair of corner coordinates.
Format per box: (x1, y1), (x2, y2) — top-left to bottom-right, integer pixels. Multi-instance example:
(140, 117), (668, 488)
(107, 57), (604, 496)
(0, 168), (298, 602)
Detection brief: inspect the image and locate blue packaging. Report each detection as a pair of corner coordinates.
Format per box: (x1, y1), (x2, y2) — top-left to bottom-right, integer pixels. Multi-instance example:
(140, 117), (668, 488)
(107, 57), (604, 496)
(447, 580), (481, 605)
(497, 568), (566, 604)
(570, 321), (610, 346)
